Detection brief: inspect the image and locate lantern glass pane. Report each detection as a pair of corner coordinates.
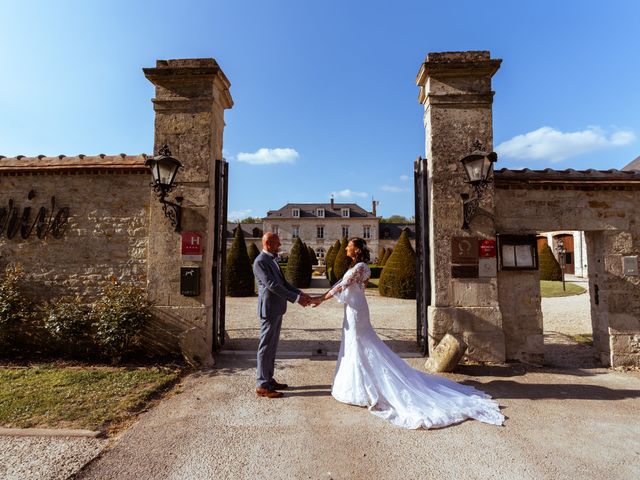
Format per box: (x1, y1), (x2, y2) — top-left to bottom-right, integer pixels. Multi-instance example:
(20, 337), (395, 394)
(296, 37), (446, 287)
(150, 161), (161, 183)
(158, 158), (177, 186)
(465, 157), (485, 182)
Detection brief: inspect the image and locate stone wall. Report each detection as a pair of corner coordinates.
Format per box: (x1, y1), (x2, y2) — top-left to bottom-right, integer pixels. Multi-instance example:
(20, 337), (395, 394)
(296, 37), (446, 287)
(0, 157), (150, 301)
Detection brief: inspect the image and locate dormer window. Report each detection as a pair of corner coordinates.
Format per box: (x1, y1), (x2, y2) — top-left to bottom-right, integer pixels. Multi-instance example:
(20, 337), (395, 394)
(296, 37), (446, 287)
(292, 208), (300, 218)
(317, 208), (325, 218)
(341, 208), (350, 218)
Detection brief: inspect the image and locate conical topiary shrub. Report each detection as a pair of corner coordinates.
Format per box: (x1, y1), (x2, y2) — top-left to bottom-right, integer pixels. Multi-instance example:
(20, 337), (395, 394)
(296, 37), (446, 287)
(248, 242), (260, 265)
(379, 231), (416, 299)
(302, 242), (313, 281)
(226, 226), (255, 296)
(307, 245), (318, 266)
(377, 247), (386, 264)
(325, 245), (333, 267)
(333, 237), (351, 282)
(381, 247), (392, 266)
(325, 240), (341, 283)
(539, 244), (562, 281)
(285, 237), (311, 288)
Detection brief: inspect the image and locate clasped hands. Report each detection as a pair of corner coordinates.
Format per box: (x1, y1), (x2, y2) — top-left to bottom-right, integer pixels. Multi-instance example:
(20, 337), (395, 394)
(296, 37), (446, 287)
(298, 293), (324, 308)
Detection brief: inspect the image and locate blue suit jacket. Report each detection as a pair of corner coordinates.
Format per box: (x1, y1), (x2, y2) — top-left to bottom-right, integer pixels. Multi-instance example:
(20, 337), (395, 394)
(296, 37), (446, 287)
(253, 251), (301, 320)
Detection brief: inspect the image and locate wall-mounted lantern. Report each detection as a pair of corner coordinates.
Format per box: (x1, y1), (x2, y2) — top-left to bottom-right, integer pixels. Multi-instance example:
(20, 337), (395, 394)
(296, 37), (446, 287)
(460, 146), (497, 230)
(145, 144), (183, 232)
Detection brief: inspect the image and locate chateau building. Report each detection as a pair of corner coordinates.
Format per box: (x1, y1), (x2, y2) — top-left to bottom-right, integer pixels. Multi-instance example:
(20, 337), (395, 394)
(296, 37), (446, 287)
(227, 200), (415, 263)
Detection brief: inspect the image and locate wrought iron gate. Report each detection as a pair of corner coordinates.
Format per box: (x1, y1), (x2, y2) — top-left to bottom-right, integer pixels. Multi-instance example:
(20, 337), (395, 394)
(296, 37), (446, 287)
(212, 158), (229, 352)
(414, 156), (430, 356)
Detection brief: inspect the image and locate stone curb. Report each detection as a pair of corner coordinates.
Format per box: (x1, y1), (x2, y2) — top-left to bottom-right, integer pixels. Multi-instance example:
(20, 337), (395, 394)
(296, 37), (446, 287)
(0, 428), (102, 438)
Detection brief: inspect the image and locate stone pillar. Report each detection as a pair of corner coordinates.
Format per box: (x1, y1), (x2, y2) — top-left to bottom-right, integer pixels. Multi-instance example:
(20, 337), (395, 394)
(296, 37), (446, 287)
(143, 59), (233, 363)
(416, 51), (505, 362)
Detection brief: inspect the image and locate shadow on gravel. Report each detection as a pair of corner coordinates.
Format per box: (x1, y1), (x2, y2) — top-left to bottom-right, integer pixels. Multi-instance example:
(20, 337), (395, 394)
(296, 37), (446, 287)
(462, 379), (640, 401)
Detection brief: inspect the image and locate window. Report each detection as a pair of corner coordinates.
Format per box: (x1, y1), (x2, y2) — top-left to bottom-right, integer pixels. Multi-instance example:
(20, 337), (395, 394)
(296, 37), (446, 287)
(272, 225), (279, 235)
(341, 208), (350, 218)
(316, 248), (326, 259)
(292, 226), (300, 238)
(317, 208), (325, 218)
(342, 226), (349, 238)
(252, 227), (261, 238)
(383, 227), (391, 238)
(317, 226), (324, 239)
(363, 225), (371, 239)
(292, 208), (300, 218)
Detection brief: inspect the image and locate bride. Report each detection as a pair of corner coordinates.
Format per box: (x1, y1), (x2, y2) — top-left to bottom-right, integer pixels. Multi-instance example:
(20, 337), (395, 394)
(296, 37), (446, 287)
(310, 238), (505, 430)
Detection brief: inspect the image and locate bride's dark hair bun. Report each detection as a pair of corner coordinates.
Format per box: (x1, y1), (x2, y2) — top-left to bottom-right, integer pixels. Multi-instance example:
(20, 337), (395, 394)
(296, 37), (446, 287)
(349, 237), (370, 266)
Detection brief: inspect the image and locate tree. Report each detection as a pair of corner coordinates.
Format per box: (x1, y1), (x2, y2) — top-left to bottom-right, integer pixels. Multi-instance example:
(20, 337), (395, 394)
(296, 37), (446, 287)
(377, 247), (386, 264)
(226, 225), (255, 296)
(381, 215), (412, 223)
(286, 238), (312, 288)
(308, 245), (319, 266)
(539, 244), (562, 281)
(240, 216), (263, 224)
(378, 230), (416, 299)
(325, 240), (341, 284)
(248, 242), (260, 265)
(325, 245), (333, 266)
(333, 237), (351, 282)
(381, 248), (392, 266)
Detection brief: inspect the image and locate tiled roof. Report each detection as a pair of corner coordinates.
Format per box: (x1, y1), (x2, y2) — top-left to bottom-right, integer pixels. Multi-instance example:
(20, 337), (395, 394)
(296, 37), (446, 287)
(494, 168), (640, 185)
(226, 223), (263, 239)
(622, 156), (640, 171)
(379, 223), (415, 239)
(0, 154), (149, 173)
(266, 203), (376, 219)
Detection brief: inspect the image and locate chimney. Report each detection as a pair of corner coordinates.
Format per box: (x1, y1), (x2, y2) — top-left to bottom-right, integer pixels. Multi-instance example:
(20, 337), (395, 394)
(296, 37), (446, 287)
(330, 195), (334, 210)
(372, 198), (379, 217)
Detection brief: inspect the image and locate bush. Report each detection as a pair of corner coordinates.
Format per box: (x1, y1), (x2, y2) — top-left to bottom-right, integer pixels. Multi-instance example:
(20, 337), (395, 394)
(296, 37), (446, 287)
(379, 231), (416, 299)
(43, 296), (94, 356)
(377, 247), (386, 264)
(380, 248), (392, 266)
(325, 240), (340, 283)
(248, 242), (261, 265)
(94, 281), (152, 361)
(307, 245), (318, 266)
(286, 238), (311, 288)
(0, 264), (31, 348)
(333, 237), (351, 282)
(226, 225), (255, 296)
(325, 246), (333, 266)
(369, 265), (383, 279)
(539, 244), (562, 281)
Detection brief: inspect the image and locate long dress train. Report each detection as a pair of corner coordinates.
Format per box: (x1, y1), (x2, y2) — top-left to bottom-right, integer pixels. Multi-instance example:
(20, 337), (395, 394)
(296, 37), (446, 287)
(328, 262), (505, 429)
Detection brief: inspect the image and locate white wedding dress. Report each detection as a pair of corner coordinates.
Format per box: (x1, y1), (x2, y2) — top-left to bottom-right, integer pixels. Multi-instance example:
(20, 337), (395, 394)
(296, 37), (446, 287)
(328, 262), (505, 429)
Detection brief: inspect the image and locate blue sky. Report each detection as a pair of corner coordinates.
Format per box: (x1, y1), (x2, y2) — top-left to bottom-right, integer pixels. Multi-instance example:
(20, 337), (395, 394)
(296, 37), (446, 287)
(1, 1), (639, 220)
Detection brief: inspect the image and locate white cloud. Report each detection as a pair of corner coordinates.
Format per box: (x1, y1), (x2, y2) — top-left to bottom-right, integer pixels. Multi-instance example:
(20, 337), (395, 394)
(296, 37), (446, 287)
(331, 189), (368, 199)
(236, 147), (299, 165)
(382, 185), (409, 193)
(399, 174), (410, 182)
(228, 209), (252, 221)
(496, 126), (636, 163)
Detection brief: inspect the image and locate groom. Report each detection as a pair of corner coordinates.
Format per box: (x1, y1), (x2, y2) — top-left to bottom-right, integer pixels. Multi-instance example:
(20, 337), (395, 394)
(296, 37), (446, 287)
(253, 232), (312, 398)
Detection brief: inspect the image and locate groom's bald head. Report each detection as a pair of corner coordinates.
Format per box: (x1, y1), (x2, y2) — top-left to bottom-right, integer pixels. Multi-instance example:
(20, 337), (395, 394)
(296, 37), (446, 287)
(262, 232), (281, 254)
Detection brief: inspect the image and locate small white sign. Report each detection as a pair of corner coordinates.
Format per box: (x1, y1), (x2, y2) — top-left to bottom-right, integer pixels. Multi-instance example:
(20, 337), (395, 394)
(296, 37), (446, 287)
(622, 256), (639, 276)
(479, 258), (497, 277)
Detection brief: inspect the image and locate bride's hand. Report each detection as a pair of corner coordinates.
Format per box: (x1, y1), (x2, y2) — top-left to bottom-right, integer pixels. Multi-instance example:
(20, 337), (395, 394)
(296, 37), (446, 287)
(310, 296), (323, 307)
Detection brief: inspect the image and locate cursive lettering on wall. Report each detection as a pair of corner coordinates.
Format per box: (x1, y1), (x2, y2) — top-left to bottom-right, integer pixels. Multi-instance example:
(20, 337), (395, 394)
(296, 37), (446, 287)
(0, 190), (70, 240)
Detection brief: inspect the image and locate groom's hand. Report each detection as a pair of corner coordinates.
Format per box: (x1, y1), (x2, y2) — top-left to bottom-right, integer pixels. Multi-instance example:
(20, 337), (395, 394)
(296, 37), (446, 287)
(298, 293), (312, 307)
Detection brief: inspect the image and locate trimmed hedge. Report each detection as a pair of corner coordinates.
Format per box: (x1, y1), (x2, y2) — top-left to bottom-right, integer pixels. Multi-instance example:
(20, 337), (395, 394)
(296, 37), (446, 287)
(248, 242), (261, 265)
(539, 244), (562, 281)
(226, 226), (255, 296)
(379, 231), (416, 299)
(381, 248), (392, 266)
(326, 240), (341, 284)
(333, 237), (351, 282)
(377, 247), (386, 264)
(286, 238), (311, 288)
(307, 245), (318, 266)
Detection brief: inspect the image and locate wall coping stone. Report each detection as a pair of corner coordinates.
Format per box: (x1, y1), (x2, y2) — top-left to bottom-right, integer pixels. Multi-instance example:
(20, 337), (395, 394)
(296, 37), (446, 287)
(0, 154), (149, 174)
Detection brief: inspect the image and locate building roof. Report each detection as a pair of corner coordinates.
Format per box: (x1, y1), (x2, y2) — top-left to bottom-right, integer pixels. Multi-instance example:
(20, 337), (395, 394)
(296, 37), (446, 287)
(0, 154), (149, 174)
(379, 223), (415, 239)
(622, 156), (640, 171)
(265, 203), (376, 219)
(494, 168), (640, 186)
(226, 223), (263, 239)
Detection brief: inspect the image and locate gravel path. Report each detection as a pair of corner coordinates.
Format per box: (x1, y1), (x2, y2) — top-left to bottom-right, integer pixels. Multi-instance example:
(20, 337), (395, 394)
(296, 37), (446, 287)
(0, 436), (107, 480)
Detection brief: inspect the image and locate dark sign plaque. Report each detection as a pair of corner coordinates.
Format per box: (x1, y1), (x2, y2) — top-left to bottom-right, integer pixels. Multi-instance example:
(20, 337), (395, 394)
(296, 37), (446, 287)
(452, 264), (479, 278)
(180, 267), (201, 296)
(452, 237), (479, 264)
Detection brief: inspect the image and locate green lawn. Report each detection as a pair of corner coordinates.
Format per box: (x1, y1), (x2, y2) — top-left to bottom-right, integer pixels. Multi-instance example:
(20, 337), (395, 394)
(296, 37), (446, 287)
(540, 280), (586, 298)
(367, 278), (380, 288)
(0, 365), (182, 432)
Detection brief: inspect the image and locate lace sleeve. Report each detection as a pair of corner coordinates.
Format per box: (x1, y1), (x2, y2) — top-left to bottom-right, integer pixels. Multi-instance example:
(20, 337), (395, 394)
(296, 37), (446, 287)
(328, 263), (370, 302)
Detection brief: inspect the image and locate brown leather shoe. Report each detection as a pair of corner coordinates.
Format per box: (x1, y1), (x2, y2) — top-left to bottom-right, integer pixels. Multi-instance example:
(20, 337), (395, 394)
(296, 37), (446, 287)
(270, 380), (289, 390)
(256, 387), (283, 398)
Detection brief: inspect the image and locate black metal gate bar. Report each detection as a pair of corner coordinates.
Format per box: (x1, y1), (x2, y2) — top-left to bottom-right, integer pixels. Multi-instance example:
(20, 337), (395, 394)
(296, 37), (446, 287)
(211, 158), (229, 353)
(414, 156), (430, 356)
